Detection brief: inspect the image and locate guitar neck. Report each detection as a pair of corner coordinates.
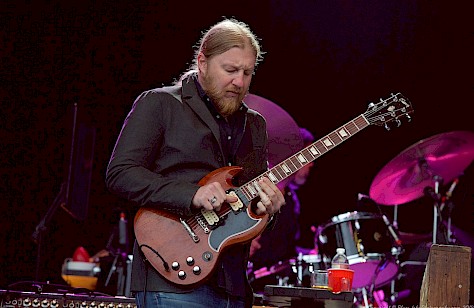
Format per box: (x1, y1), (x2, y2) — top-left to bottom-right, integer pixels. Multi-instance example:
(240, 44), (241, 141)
(237, 114), (369, 203)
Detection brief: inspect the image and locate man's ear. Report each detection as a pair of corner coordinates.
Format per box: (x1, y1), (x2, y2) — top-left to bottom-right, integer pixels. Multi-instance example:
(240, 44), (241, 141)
(197, 52), (207, 73)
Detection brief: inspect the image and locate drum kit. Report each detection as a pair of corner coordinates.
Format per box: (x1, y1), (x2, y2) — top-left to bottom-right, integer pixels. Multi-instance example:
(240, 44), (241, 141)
(249, 130), (474, 306)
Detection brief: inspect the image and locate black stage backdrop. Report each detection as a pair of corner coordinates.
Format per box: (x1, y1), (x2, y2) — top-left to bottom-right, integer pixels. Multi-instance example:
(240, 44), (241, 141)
(1, 0), (473, 301)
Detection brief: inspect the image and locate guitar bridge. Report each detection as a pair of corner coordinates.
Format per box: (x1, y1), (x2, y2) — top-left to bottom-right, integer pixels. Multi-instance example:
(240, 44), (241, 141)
(180, 218), (199, 242)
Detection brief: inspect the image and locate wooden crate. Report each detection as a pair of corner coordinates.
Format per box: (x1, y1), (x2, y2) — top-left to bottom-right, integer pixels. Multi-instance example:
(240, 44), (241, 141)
(420, 244), (471, 306)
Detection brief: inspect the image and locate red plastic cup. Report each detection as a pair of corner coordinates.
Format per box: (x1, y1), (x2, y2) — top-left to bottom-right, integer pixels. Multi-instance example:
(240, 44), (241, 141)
(328, 268), (354, 293)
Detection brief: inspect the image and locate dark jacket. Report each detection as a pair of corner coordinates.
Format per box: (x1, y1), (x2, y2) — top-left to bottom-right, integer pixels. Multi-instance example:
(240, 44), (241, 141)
(105, 75), (269, 300)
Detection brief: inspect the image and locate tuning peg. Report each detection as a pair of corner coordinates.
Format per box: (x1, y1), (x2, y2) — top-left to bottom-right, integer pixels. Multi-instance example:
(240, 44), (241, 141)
(396, 119), (401, 127)
(384, 123), (391, 131)
(405, 114), (412, 122)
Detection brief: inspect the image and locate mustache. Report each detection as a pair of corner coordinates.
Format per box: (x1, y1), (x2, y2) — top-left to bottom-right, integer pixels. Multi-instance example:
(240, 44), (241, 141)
(227, 86), (242, 94)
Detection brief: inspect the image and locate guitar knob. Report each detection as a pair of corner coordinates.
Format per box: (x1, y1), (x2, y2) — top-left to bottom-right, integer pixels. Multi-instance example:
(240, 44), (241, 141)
(171, 261), (180, 271)
(178, 270), (187, 280)
(192, 266), (201, 275)
(186, 257), (194, 266)
(202, 251), (213, 261)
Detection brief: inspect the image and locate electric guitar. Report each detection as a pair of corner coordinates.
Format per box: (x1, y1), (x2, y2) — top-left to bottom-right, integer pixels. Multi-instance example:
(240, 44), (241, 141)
(134, 92), (413, 286)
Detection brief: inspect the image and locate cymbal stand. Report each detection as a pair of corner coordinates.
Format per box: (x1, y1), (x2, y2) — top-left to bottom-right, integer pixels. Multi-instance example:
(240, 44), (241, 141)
(440, 177), (460, 244)
(359, 287), (370, 308)
(392, 205), (398, 230)
(431, 176), (442, 244)
(445, 201), (455, 243)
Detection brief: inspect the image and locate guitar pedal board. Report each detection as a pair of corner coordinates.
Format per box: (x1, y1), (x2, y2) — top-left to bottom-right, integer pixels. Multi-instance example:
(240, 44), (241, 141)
(0, 290), (136, 308)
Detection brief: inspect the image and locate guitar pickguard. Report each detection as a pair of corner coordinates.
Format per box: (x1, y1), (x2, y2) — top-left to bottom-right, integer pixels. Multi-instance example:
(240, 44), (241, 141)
(208, 208), (262, 251)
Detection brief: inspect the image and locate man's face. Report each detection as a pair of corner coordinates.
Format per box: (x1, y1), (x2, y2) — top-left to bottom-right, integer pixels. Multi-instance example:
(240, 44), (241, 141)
(198, 46), (256, 117)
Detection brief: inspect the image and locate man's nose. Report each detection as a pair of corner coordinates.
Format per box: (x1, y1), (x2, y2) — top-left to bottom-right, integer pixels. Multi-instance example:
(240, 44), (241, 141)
(232, 72), (245, 88)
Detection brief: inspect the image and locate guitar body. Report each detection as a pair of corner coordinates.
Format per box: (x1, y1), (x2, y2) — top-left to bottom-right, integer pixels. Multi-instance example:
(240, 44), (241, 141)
(134, 166), (270, 286)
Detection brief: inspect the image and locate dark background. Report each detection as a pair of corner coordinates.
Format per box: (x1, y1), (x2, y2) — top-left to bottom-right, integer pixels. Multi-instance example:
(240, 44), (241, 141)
(2, 0), (473, 303)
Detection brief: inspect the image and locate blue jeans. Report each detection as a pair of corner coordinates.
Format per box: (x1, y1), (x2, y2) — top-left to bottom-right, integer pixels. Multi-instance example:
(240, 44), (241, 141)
(135, 284), (247, 308)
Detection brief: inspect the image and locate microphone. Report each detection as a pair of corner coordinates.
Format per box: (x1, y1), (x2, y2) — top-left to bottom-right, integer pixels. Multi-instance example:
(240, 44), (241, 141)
(423, 186), (440, 202)
(382, 214), (402, 246)
(357, 193), (371, 201)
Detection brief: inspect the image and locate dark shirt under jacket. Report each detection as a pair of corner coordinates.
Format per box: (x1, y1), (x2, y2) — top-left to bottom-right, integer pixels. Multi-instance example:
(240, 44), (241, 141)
(195, 77), (246, 167)
(250, 185), (300, 271)
(105, 73), (269, 300)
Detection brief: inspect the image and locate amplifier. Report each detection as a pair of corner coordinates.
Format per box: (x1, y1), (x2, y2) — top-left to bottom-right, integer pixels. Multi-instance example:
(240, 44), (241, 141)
(0, 290), (136, 308)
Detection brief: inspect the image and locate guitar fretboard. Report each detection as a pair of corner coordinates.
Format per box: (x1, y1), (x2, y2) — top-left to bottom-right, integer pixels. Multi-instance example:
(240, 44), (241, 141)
(238, 114), (370, 202)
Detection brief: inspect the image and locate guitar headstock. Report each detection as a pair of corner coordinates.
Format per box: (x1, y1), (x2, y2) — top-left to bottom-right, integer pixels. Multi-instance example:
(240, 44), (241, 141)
(364, 93), (414, 129)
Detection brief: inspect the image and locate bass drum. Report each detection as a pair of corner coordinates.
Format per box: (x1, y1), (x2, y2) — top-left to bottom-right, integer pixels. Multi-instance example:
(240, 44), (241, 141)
(316, 211), (401, 290)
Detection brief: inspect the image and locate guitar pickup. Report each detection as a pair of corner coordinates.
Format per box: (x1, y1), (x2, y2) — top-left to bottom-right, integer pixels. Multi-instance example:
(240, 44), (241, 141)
(201, 209), (219, 225)
(227, 190), (243, 211)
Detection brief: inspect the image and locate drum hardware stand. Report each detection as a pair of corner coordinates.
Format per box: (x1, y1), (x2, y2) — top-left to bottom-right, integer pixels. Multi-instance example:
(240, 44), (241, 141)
(295, 253), (304, 287)
(440, 176), (460, 244)
(444, 201), (455, 243)
(425, 175), (459, 245)
(361, 201), (406, 307)
(430, 175), (443, 245)
(358, 287), (370, 308)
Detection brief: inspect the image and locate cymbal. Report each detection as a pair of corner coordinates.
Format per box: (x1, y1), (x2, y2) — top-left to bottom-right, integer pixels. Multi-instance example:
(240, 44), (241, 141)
(244, 93), (303, 168)
(369, 130), (474, 205)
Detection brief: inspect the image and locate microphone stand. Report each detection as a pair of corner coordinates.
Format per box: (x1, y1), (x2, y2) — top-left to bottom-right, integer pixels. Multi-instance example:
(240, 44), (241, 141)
(104, 212), (130, 296)
(31, 183), (67, 282)
(31, 103), (78, 281)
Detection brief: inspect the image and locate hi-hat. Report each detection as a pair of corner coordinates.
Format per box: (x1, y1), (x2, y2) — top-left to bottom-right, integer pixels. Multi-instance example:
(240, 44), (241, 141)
(369, 130), (474, 205)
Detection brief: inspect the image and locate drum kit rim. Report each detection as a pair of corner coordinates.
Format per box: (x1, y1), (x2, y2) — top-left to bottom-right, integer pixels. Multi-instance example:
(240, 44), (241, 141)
(250, 130), (474, 306)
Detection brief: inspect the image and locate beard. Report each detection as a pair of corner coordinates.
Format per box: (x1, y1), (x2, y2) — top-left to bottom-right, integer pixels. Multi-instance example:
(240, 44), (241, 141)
(201, 73), (246, 117)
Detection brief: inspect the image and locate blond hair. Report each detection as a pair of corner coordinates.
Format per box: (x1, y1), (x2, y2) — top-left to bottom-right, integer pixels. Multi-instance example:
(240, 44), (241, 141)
(176, 18), (264, 84)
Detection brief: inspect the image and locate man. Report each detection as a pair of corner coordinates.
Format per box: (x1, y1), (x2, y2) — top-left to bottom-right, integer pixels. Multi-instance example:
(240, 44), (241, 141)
(249, 128), (317, 290)
(105, 18), (285, 308)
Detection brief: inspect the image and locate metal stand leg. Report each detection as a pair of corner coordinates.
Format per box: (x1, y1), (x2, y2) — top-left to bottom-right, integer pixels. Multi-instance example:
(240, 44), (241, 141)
(361, 287), (370, 308)
(296, 252), (303, 287)
(104, 251), (128, 296)
(432, 204), (438, 244)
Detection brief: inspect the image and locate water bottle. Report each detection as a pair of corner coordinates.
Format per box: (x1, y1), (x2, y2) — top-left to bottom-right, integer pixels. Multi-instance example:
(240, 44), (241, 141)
(331, 248), (349, 269)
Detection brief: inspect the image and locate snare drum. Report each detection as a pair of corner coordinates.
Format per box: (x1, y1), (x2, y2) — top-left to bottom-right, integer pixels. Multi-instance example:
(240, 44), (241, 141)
(316, 211), (401, 289)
